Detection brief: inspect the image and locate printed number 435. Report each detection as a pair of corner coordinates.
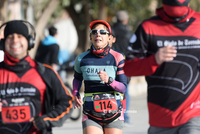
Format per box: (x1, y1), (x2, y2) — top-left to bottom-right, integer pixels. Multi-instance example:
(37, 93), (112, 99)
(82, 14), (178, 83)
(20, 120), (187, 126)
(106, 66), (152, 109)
(6, 109), (26, 120)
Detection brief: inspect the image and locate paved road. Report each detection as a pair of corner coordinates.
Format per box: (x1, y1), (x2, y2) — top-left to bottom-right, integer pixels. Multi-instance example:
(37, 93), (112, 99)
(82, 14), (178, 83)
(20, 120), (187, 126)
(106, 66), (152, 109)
(53, 92), (149, 134)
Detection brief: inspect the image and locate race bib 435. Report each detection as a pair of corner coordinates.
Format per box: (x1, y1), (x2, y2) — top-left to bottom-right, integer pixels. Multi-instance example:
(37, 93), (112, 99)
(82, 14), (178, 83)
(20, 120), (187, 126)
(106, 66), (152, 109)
(2, 106), (31, 123)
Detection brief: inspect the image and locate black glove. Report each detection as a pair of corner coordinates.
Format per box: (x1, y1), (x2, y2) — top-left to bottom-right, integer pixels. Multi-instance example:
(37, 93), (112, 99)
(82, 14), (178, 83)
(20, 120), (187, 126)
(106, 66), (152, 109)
(34, 116), (46, 131)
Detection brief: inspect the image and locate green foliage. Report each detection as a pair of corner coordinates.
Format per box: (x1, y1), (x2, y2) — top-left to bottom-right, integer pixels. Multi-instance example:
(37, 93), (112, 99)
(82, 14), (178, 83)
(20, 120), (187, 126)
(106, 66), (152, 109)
(31, 0), (200, 31)
(32, 0), (200, 52)
(88, 0), (99, 19)
(60, 0), (70, 6)
(56, 0), (160, 32)
(190, 0), (200, 12)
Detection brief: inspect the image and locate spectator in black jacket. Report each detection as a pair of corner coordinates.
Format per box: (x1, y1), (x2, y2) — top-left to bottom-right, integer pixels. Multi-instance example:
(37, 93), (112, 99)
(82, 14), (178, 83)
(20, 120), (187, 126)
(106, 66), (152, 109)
(35, 26), (59, 71)
(112, 10), (133, 56)
(112, 10), (133, 126)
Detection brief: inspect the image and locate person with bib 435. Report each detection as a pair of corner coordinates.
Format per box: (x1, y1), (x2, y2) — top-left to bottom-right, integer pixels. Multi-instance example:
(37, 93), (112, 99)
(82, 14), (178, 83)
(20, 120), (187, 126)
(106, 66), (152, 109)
(0, 20), (74, 134)
(72, 20), (127, 134)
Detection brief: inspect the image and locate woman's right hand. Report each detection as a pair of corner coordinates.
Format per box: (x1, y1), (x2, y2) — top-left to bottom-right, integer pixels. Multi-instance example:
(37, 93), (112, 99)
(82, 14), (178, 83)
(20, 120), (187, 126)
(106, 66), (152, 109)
(74, 96), (82, 109)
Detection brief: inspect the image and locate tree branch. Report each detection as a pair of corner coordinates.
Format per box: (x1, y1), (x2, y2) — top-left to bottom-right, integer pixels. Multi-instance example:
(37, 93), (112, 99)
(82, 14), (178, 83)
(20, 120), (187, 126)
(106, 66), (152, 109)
(29, 0), (59, 58)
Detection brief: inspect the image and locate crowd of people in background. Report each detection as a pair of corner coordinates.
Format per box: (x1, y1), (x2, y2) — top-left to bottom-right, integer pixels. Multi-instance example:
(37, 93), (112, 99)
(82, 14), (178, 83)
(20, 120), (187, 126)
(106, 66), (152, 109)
(1, 0), (200, 134)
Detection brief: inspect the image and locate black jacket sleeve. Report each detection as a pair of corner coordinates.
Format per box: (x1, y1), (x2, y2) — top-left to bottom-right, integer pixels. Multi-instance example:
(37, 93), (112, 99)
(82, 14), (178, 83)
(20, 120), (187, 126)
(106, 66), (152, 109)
(37, 63), (74, 130)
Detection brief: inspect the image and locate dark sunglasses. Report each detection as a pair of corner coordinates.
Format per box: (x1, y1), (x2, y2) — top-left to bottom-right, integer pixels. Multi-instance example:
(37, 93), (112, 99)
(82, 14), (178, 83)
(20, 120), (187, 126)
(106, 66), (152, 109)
(90, 29), (110, 35)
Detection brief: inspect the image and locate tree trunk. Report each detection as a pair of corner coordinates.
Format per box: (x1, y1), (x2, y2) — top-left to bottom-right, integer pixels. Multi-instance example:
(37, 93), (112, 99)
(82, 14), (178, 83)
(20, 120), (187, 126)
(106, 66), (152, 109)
(98, 0), (107, 20)
(66, 0), (109, 55)
(65, 0), (92, 55)
(83, 0), (91, 51)
(29, 0), (59, 59)
(65, 3), (82, 55)
(0, 0), (7, 22)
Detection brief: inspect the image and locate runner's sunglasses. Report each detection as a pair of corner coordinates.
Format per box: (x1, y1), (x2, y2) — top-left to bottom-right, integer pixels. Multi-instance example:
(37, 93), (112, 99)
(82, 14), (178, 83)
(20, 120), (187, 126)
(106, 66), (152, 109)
(90, 29), (110, 35)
